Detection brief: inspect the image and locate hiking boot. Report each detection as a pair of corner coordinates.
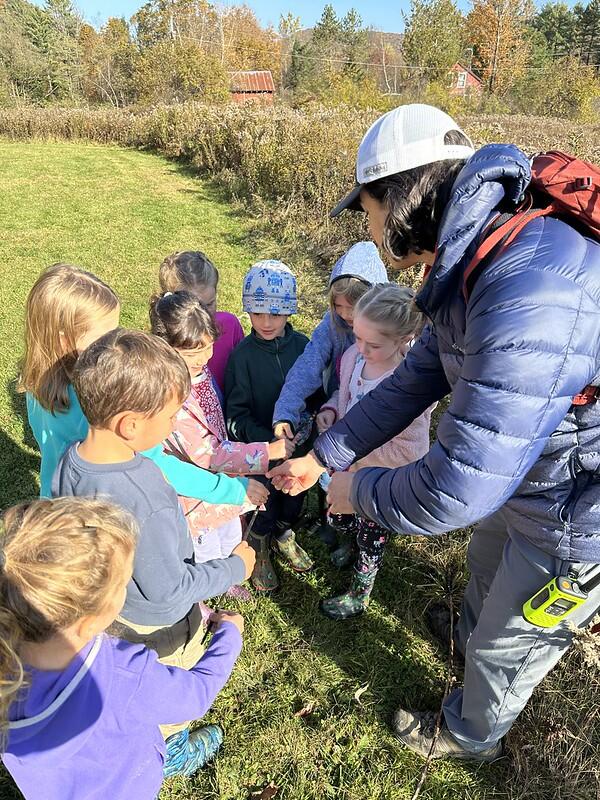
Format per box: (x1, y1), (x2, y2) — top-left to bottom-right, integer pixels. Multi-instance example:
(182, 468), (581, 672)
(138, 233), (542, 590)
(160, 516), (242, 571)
(163, 724), (224, 777)
(273, 529), (313, 572)
(320, 566), (378, 620)
(425, 601), (464, 666)
(248, 533), (279, 593)
(391, 709), (503, 762)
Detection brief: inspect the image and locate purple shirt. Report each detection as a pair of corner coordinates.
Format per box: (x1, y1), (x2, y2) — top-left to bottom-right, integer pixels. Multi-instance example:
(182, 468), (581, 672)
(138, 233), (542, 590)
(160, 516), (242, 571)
(208, 311), (244, 393)
(3, 623), (242, 800)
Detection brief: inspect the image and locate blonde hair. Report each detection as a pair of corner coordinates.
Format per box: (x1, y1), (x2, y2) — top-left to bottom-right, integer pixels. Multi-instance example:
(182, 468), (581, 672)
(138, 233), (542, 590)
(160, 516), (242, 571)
(354, 283), (423, 340)
(19, 264), (119, 413)
(159, 251), (219, 293)
(73, 328), (191, 428)
(329, 277), (371, 328)
(0, 497), (137, 746)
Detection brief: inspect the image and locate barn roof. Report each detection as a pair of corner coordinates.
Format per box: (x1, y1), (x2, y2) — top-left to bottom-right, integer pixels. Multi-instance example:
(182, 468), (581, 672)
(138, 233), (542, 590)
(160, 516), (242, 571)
(229, 70), (275, 93)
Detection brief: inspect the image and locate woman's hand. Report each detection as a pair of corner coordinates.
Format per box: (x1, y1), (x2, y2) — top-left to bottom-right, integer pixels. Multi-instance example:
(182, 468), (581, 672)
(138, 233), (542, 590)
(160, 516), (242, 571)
(267, 451), (325, 495)
(316, 409), (336, 433)
(326, 472), (355, 515)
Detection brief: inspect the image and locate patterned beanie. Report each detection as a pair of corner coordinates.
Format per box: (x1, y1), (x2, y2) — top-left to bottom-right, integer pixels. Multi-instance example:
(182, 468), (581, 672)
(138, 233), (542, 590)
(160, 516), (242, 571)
(242, 260), (298, 315)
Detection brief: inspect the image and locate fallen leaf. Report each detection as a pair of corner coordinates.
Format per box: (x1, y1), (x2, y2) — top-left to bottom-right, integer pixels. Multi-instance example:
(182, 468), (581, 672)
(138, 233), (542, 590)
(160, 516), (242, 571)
(250, 783), (278, 800)
(294, 701), (316, 718)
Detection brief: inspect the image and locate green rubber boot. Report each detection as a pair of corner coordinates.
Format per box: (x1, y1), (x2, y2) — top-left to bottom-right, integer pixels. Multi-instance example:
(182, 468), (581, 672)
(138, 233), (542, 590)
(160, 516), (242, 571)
(320, 565), (379, 620)
(273, 529), (313, 572)
(248, 533), (279, 593)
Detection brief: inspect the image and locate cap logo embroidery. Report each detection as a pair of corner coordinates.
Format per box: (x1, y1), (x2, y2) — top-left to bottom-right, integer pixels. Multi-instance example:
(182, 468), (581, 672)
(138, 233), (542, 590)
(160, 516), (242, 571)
(363, 162), (388, 177)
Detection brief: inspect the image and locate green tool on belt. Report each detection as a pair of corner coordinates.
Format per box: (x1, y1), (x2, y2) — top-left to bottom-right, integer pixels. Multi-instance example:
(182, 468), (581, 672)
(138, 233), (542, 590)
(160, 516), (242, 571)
(523, 566), (600, 627)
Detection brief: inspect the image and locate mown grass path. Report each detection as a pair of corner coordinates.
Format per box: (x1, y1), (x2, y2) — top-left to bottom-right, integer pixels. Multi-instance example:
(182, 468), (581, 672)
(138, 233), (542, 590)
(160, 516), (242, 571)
(0, 140), (505, 800)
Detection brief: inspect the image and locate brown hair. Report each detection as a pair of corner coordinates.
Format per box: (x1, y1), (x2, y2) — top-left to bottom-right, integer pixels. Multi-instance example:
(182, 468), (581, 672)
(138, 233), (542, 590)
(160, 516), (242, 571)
(0, 497), (137, 746)
(355, 283), (422, 339)
(149, 291), (219, 349)
(329, 276), (371, 328)
(158, 251), (219, 293)
(363, 131), (471, 260)
(73, 328), (191, 428)
(19, 264), (119, 413)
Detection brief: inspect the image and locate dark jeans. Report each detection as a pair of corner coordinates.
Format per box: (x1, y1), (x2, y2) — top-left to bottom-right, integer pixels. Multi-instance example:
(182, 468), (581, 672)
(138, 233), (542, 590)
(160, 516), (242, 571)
(251, 476), (305, 539)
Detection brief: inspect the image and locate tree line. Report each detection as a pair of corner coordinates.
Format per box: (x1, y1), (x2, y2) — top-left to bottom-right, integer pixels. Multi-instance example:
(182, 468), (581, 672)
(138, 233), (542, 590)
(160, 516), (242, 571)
(0, 0), (599, 120)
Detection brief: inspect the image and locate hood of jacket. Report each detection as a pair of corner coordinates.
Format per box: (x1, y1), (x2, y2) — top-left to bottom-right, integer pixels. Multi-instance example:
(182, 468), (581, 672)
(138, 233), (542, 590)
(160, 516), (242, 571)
(417, 143), (532, 317)
(329, 241), (389, 287)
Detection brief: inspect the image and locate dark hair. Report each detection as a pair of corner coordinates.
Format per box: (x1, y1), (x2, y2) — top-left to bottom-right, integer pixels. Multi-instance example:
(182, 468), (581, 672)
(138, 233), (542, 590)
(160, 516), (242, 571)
(158, 251), (218, 293)
(364, 130), (471, 259)
(149, 290), (219, 350)
(73, 328), (190, 427)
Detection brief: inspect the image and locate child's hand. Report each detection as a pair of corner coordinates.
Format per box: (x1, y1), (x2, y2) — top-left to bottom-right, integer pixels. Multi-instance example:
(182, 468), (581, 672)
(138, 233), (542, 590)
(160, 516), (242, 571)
(231, 541), (256, 579)
(316, 410), (336, 433)
(245, 478), (269, 506)
(268, 438), (296, 461)
(209, 610), (244, 635)
(273, 422), (294, 440)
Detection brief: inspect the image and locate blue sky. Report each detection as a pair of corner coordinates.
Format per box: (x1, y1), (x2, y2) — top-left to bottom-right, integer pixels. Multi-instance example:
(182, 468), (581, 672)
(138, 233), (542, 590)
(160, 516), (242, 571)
(54, 1), (414, 33)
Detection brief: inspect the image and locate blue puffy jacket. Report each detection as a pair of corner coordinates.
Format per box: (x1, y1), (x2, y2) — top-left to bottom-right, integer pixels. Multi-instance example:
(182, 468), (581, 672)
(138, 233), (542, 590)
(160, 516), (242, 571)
(314, 144), (600, 562)
(273, 241), (388, 429)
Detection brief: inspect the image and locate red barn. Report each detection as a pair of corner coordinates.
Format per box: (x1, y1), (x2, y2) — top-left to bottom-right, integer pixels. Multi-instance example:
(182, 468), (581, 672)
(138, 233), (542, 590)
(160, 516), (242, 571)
(448, 62), (483, 96)
(229, 71), (275, 105)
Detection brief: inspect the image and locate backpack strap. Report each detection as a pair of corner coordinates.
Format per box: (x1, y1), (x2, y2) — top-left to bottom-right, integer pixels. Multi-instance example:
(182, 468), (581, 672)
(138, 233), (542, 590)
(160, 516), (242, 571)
(462, 193), (557, 304)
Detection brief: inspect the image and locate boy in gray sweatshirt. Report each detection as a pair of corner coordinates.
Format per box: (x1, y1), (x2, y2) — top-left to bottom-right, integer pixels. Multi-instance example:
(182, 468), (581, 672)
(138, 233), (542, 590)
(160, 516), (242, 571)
(53, 328), (255, 741)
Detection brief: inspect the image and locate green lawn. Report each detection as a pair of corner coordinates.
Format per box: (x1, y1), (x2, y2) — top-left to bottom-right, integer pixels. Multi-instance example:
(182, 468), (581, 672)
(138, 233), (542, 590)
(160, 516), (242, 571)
(0, 140), (508, 800)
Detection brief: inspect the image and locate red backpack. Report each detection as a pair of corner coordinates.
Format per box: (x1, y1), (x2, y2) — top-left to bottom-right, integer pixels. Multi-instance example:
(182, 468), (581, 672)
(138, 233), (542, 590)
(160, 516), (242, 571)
(463, 150), (600, 405)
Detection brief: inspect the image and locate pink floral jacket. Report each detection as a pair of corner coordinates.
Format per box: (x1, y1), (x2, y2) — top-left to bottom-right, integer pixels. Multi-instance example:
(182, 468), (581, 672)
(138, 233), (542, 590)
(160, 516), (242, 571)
(321, 344), (434, 472)
(164, 368), (270, 532)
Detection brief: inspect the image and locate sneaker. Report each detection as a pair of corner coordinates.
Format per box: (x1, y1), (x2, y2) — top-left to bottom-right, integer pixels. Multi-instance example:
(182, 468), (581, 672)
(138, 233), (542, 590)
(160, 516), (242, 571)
(163, 724), (224, 777)
(391, 709), (503, 762)
(273, 530), (313, 572)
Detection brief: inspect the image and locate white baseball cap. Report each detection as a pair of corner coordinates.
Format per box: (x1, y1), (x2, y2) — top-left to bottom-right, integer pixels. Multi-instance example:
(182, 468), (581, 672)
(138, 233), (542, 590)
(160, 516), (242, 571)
(331, 104), (474, 218)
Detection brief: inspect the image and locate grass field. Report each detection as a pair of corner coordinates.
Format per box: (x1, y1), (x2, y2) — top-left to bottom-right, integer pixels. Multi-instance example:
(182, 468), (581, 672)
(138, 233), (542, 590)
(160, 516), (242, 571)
(0, 139), (512, 800)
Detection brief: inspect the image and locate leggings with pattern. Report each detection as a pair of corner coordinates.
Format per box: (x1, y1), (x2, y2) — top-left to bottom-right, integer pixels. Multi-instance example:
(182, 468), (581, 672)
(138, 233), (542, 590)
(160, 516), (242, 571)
(331, 513), (389, 572)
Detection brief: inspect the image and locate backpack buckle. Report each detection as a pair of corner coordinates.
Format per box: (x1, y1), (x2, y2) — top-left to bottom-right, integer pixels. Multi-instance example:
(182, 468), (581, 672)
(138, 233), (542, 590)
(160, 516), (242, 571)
(575, 176), (593, 190)
(572, 385), (600, 406)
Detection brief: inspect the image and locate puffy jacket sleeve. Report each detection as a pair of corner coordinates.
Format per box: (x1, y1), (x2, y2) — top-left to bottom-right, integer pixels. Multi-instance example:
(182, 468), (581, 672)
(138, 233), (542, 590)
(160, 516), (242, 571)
(350, 235), (600, 535)
(313, 324), (450, 470)
(273, 316), (334, 429)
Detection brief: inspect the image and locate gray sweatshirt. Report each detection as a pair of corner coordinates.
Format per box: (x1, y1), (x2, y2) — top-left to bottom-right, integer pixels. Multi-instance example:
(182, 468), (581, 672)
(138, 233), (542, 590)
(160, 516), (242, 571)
(52, 444), (246, 626)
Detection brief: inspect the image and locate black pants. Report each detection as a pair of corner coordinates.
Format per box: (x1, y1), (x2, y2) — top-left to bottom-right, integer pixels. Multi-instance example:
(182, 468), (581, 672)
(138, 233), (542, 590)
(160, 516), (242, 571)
(251, 476), (305, 539)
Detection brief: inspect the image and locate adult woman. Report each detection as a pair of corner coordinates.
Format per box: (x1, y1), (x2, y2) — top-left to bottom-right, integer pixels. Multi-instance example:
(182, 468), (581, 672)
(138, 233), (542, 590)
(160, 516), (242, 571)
(269, 104), (600, 761)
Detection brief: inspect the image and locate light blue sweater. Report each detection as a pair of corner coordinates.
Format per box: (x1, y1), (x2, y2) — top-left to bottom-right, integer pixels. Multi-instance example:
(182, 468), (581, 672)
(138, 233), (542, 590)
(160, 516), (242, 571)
(27, 385), (248, 502)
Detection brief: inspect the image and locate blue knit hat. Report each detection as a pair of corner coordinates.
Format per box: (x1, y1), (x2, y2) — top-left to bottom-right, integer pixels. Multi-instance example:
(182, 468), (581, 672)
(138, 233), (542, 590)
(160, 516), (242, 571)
(242, 260), (298, 315)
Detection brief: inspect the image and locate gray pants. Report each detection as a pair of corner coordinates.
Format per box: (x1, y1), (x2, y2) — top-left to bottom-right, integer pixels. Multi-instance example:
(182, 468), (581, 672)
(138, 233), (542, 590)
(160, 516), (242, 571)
(443, 509), (600, 752)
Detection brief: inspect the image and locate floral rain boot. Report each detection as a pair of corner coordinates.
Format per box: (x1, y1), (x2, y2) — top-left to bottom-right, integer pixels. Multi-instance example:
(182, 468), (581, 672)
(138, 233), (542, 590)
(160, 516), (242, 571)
(320, 563), (379, 620)
(248, 532), (279, 593)
(273, 529), (313, 572)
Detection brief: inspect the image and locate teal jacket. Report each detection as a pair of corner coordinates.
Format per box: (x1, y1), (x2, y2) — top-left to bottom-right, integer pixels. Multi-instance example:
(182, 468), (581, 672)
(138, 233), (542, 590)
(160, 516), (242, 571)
(27, 385), (248, 502)
(225, 324), (316, 455)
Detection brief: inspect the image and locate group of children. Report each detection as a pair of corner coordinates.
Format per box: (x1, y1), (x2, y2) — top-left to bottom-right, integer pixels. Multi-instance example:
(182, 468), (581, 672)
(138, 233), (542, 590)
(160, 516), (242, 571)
(0, 241), (433, 798)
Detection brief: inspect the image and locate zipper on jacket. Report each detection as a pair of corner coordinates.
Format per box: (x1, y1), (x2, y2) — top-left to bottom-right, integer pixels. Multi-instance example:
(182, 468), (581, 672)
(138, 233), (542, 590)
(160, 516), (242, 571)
(275, 338), (285, 382)
(557, 452), (593, 541)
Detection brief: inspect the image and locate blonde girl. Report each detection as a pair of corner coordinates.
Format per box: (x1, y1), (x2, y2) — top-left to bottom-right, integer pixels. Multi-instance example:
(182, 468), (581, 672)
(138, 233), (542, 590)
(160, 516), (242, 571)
(19, 263), (266, 509)
(316, 284), (434, 620)
(0, 497), (243, 799)
(272, 241), (388, 441)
